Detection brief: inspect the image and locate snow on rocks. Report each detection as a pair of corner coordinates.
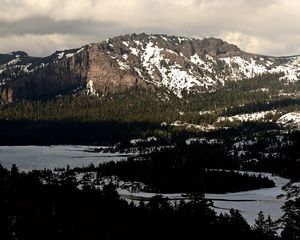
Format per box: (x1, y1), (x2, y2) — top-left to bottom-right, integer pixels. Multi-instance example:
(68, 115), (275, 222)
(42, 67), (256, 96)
(170, 120), (216, 131)
(130, 137), (158, 145)
(199, 110), (214, 115)
(283, 182), (300, 200)
(139, 41), (220, 97)
(276, 112), (300, 127)
(57, 52), (65, 59)
(222, 56), (300, 83)
(86, 80), (97, 95)
(232, 139), (257, 149)
(130, 47), (139, 56)
(117, 59), (130, 70)
(65, 53), (75, 58)
(186, 138), (223, 145)
(98, 35), (300, 98)
(186, 138), (208, 145)
(218, 110), (276, 122)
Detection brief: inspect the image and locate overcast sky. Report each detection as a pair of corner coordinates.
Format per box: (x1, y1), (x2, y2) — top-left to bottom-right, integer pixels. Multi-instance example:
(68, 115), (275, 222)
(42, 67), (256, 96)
(0, 0), (299, 56)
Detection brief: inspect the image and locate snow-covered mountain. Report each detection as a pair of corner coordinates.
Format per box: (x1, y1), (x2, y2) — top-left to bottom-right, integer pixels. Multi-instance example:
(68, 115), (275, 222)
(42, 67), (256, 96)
(1, 33), (300, 102)
(0, 51), (37, 86)
(0, 48), (83, 85)
(102, 34), (300, 97)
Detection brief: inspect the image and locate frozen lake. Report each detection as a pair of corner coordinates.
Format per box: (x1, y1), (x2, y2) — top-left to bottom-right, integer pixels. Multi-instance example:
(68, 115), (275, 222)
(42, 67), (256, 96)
(205, 173), (289, 225)
(0, 145), (130, 171)
(119, 172), (290, 227)
(0, 146), (292, 228)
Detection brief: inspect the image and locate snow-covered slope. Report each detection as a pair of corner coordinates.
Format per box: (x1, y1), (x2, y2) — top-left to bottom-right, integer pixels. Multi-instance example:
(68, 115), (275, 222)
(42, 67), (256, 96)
(0, 51), (37, 85)
(99, 34), (300, 97)
(218, 110), (277, 122)
(277, 112), (300, 127)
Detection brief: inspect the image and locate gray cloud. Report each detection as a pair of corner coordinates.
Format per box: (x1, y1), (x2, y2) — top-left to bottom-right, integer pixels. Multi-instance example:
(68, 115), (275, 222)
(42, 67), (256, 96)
(0, 0), (299, 56)
(0, 18), (123, 37)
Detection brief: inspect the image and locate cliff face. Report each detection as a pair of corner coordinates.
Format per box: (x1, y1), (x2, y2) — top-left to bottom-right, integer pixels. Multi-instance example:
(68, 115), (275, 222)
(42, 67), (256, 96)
(5, 49), (89, 101)
(0, 36), (155, 102)
(0, 33), (299, 102)
(86, 43), (151, 96)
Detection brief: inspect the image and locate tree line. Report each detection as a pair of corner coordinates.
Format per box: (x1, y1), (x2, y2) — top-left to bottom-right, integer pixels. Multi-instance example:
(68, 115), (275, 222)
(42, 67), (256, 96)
(1, 164), (296, 240)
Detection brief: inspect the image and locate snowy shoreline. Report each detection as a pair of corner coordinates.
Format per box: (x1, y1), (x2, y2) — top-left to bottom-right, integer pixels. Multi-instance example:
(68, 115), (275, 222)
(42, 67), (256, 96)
(0, 145), (295, 227)
(118, 172), (290, 226)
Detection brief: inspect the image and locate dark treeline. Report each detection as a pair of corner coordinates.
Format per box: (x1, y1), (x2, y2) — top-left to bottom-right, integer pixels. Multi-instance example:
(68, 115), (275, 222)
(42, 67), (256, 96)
(223, 131), (300, 181)
(96, 138), (300, 184)
(94, 141), (275, 194)
(0, 165), (289, 240)
(278, 131), (300, 180)
(0, 119), (163, 145)
(224, 98), (300, 117)
(97, 158), (275, 193)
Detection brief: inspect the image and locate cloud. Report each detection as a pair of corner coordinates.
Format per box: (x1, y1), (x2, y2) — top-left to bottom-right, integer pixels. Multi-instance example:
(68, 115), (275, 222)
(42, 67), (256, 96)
(0, 0), (299, 56)
(221, 32), (286, 56)
(0, 17), (124, 37)
(0, 34), (92, 56)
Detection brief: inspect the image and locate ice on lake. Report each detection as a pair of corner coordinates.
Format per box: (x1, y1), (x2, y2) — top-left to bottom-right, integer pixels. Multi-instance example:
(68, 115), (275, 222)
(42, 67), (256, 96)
(118, 172), (290, 227)
(0, 145), (130, 171)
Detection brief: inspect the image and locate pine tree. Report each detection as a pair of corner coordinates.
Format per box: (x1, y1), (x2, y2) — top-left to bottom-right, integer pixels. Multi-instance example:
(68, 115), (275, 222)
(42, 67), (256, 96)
(265, 215), (278, 238)
(281, 198), (300, 240)
(254, 211), (267, 232)
(254, 211), (277, 239)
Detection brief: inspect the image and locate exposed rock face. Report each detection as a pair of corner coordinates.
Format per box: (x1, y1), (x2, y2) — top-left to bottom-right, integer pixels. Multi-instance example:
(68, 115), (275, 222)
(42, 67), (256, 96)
(5, 49), (89, 100)
(0, 33), (299, 102)
(86, 44), (150, 96)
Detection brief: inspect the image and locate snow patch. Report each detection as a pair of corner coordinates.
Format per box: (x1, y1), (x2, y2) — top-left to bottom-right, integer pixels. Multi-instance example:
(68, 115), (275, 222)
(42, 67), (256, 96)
(65, 53), (75, 58)
(122, 41), (129, 47)
(170, 120), (216, 131)
(130, 137), (158, 145)
(277, 112), (300, 127)
(117, 59), (130, 70)
(130, 47), (139, 56)
(86, 80), (97, 95)
(57, 52), (65, 59)
(77, 48), (84, 54)
(218, 110), (276, 122)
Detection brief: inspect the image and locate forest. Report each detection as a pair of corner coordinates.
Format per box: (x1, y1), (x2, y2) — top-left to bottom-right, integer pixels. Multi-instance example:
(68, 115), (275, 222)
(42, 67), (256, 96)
(1, 73), (300, 146)
(1, 164), (299, 240)
(95, 150), (275, 194)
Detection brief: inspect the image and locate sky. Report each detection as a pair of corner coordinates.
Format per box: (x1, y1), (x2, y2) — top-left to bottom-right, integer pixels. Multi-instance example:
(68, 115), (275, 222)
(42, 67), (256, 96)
(0, 0), (300, 57)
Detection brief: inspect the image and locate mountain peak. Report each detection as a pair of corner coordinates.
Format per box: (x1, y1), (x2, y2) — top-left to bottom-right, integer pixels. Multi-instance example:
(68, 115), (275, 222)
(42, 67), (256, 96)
(9, 51), (29, 58)
(104, 33), (242, 58)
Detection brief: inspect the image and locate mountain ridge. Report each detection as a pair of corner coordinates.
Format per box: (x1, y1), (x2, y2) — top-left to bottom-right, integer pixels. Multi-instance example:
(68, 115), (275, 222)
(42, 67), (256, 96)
(1, 33), (299, 102)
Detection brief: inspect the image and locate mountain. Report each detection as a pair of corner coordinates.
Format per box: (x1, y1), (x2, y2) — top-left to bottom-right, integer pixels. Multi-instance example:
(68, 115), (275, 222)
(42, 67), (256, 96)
(1, 33), (300, 102)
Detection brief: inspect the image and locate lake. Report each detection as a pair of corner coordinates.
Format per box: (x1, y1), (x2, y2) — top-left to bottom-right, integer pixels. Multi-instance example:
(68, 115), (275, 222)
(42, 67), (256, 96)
(0, 145), (293, 228)
(0, 145), (130, 171)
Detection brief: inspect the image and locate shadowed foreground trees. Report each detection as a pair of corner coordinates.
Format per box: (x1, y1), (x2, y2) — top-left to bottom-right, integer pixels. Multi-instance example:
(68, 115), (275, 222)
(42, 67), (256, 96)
(0, 165), (283, 240)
